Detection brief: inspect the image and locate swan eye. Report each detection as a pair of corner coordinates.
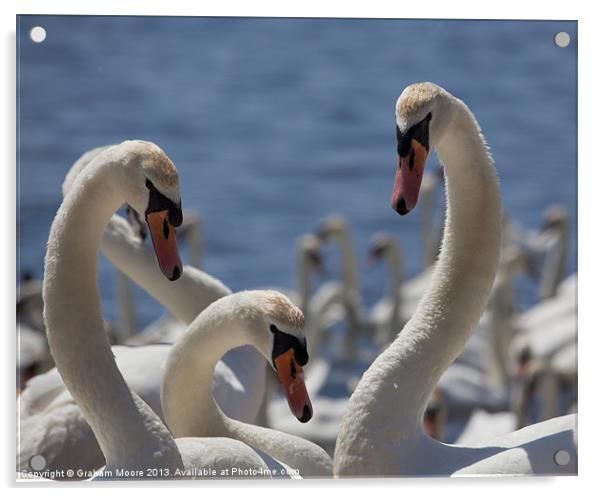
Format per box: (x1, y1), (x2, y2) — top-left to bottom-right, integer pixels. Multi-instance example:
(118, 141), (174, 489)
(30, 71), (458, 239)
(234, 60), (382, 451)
(145, 178), (154, 190)
(397, 112), (432, 157)
(270, 326), (309, 366)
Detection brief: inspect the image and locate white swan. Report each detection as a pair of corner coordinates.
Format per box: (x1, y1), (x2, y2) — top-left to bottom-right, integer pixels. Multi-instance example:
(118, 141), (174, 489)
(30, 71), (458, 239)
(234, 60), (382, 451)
(19, 162), (266, 477)
(366, 233), (404, 347)
(280, 233), (345, 359)
(316, 215), (363, 360)
(510, 273), (576, 427)
(162, 289), (333, 477)
(534, 205), (570, 300)
(333, 82), (576, 476)
(39, 140), (186, 477)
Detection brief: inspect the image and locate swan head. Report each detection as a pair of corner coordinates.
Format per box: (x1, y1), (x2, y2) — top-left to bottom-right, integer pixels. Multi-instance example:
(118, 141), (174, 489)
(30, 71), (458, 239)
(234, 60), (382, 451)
(391, 82), (454, 215)
(298, 234), (325, 274)
(316, 215), (349, 243)
(63, 141), (184, 281)
(235, 290), (313, 423)
(112, 140), (184, 281)
(366, 232), (397, 266)
(540, 204), (569, 239)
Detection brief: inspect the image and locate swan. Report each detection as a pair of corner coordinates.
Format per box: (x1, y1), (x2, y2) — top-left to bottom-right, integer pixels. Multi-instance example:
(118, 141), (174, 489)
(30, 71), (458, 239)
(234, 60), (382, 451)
(333, 82), (576, 476)
(19, 166), (266, 477)
(162, 289), (333, 477)
(38, 140), (186, 477)
(366, 233), (404, 347)
(316, 215), (363, 360)
(533, 205), (569, 301)
(280, 233), (345, 359)
(510, 273), (576, 427)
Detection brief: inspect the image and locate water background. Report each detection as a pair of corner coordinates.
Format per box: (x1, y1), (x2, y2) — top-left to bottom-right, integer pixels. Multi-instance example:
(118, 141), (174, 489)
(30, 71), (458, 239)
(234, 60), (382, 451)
(17, 17), (577, 330)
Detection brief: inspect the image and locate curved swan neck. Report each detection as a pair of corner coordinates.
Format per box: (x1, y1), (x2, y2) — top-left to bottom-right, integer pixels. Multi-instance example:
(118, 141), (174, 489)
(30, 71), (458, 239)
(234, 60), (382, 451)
(43, 160), (182, 470)
(161, 298), (252, 438)
(101, 215), (231, 326)
(339, 97), (502, 445)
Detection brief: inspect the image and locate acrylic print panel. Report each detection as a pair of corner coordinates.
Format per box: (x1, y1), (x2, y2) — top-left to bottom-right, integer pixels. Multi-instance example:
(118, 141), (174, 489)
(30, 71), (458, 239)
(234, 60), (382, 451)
(16, 16), (577, 479)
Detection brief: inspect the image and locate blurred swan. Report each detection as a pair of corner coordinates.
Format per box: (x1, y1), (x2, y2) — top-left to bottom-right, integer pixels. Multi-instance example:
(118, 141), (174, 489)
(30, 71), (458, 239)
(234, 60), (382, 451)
(533, 205), (570, 300)
(365, 233), (404, 347)
(282, 233), (345, 359)
(510, 273), (576, 427)
(334, 82), (575, 476)
(316, 215), (363, 360)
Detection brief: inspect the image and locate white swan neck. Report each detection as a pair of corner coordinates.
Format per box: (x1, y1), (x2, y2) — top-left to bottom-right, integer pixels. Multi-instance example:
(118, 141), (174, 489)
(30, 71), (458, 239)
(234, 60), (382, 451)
(43, 162), (182, 471)
(162, 301), (248, 438)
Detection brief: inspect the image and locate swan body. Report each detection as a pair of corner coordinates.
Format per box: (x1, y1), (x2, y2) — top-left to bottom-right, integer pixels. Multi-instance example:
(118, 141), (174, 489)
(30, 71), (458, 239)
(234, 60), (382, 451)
(162, 290), (333, 477)
(333, 82), (576, 477)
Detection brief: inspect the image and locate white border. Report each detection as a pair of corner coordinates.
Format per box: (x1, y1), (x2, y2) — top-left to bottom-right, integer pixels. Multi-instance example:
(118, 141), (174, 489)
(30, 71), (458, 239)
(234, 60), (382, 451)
(3, 1), (600, 494)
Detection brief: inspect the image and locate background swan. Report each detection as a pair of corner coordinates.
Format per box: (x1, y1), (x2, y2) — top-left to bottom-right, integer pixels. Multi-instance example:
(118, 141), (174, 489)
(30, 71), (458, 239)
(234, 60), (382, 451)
(510, 273), (576, 427)
(333, 82), (576, 476)
(316, 215), (363, 360)
(36, 140), (185, 477)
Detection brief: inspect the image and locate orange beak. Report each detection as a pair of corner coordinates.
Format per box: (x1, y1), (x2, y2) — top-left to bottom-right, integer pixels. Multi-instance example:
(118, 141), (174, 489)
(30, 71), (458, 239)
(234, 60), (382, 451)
(145, 210), (183, 281)
(273, 348), (313, 423)
(390, 138), (429, 215)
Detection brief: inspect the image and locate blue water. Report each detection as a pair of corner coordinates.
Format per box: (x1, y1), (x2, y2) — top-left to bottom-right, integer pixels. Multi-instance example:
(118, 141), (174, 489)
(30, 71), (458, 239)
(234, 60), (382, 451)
(17, 17), (577, 330)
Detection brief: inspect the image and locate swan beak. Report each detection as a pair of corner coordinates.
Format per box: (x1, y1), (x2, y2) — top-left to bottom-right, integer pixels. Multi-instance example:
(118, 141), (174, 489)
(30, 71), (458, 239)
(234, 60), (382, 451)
(273, 348), (313, 423)
(391, 138), (429, 215)
(145, 210), (183, 281)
